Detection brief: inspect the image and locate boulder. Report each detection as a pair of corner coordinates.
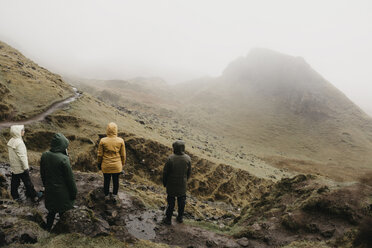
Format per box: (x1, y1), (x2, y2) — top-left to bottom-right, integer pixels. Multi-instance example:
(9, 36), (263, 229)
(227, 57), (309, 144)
(236, 237), (251, 247)
(53, 207), (110, 237)
(0, 217), (48, 246)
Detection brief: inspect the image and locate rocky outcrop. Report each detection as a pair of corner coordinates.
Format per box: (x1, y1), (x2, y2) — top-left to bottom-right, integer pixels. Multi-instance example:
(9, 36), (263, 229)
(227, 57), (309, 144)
(0, 199), (48, 246)
(233, 174), (372, 247)
(53, 207), (110, 237)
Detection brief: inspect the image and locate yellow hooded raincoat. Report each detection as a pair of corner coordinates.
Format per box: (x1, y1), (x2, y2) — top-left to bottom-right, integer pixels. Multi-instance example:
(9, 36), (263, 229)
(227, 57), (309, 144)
(97, 122), (126, 173)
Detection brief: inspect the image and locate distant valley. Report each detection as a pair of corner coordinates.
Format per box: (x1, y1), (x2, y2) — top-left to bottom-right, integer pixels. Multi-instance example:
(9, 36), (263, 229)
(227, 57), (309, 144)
(66, 48), (372, 182)
(1, 40), (372, 248)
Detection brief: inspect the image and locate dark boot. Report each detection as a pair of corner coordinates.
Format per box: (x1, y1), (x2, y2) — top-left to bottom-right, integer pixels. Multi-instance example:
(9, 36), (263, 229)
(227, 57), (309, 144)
(176, 216), (183, 223)
(46, 212), (56, 231)
(162, 217), (172, 225)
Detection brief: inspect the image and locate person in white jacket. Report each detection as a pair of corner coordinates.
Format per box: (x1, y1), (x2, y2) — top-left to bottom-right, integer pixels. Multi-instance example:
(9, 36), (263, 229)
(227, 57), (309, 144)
(7, 125), (41, 202)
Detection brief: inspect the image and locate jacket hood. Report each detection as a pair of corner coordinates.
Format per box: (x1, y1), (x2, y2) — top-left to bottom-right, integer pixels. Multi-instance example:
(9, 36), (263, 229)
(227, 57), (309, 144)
(106, 122), (118, 137)
(172, 140), (185, 155)
(7, 125), (24, 149)
(10, 125), (24, 139)
(50, 133), (69, 153)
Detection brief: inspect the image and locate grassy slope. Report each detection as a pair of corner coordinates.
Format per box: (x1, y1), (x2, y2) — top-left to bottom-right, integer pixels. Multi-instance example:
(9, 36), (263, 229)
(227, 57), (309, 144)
(69, 49), (372, 182)
(0, 41), (74, 121)
(0, 42), (370, 248)
(67, 78), (294, 181)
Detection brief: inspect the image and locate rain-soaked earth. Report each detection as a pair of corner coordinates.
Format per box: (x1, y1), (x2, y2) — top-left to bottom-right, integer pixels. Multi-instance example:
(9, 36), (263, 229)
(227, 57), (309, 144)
(0, 163), (255, 248)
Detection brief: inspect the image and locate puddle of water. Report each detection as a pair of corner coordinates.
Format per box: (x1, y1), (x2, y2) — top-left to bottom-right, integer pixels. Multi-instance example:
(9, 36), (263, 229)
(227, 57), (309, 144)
(125, 210), (162, 240)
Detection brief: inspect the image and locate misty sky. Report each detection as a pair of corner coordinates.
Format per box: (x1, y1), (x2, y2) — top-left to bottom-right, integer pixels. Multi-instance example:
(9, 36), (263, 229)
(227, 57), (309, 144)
(0, 0), (371, 115)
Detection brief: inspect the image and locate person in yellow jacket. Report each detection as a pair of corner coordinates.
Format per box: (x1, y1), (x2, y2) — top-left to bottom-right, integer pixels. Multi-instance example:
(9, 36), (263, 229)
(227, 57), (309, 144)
(97, 122), (126, 203)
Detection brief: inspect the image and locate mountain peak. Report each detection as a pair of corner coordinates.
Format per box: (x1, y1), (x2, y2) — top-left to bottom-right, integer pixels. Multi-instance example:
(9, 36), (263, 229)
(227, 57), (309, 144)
(222, 48), (311, 80)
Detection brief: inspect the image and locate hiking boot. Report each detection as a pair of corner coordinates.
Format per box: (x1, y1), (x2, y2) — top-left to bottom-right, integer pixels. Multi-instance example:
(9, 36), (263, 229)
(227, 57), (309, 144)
(162, 217), (172, 225)
(111, 194), (118, 204)
(176, 216), (183, 223)
(104, 195), (110, 203)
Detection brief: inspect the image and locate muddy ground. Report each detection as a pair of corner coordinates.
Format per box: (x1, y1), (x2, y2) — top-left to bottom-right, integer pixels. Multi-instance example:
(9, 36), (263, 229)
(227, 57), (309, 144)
(0, 163), (247, 248)
(1, 128), (372, 247)
(1, 161), (372, 248)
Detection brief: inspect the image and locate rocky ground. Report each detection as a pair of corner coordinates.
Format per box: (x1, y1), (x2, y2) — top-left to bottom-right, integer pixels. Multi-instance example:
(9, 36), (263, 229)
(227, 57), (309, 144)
(0, 163), (244, 248)
(1, 159), (372, 247)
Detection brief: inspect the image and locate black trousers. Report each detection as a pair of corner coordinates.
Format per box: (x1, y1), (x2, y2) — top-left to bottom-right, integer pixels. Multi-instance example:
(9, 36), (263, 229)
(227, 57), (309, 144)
(46, 211), (65, 231)
(11, 170), (37, 199)
(166, 195), (186, 219)
(103, 173), (120, 196)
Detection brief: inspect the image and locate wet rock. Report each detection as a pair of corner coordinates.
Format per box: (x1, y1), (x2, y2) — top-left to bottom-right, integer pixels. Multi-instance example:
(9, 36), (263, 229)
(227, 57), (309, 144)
(317, 186), (329, 194)
(53, 207), (110, 237)
(281, 212), (303, 231)
(136, 120), (145, 125)
(321, 228), (335, 238)
(112, 210), (118, 218)
(0, 218), (48, 246)
(305, 223), (319, 233)
(236, 237), (250, 247)
(85, 187), (107, 210)
(206, 239), (218, 247)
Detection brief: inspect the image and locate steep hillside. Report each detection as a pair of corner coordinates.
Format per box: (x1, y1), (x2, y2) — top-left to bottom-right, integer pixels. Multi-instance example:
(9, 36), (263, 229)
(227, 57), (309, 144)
(1, 41), (372, 247)
(176, 48), (372, 181)
(0, 41), (74, 121)
(76, 49), (372, 181)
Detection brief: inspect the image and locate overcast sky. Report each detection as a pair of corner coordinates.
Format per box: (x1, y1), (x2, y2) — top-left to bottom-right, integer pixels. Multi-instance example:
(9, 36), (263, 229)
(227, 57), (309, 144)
(0, 0), (371, 115)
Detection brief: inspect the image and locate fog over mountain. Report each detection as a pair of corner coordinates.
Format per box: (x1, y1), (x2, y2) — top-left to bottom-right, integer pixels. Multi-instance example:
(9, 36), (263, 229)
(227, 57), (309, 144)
(1, 6), (372, 245)
(0, 0), (371, 115)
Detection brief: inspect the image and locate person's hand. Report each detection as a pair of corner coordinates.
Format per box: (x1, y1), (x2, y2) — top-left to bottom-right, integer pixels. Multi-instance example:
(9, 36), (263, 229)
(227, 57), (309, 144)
(97, 163), (102, 171)
(23, 169), (29, 175)
(120, 170), (125, 175)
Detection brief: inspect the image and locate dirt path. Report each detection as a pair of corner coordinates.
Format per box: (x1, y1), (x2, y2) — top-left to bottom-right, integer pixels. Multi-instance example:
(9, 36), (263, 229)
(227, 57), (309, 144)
(0, 88), (80, 131)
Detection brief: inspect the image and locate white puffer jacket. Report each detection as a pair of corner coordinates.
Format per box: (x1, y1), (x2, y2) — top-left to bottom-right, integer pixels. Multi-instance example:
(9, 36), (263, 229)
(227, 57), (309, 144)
(7, 125), (29, 174)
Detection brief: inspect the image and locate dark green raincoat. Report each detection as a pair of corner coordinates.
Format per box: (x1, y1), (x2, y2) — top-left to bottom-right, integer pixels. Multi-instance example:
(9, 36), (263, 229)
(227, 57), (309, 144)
(40, 133), (77, 213)
(163, 140), (191, 197)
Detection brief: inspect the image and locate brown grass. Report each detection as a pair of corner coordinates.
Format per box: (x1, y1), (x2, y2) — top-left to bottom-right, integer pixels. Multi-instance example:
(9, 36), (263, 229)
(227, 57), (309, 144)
(0, 41), (74, 121)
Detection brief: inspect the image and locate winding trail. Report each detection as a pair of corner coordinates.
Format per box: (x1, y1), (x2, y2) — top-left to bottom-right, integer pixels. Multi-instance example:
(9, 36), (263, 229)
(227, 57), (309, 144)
(0, 88), (80, 131)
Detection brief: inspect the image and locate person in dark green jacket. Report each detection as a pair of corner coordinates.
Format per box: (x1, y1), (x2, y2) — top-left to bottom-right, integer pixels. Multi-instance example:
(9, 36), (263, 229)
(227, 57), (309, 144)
(162, 140), (191, 225)
(40, 133), (77, 231)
